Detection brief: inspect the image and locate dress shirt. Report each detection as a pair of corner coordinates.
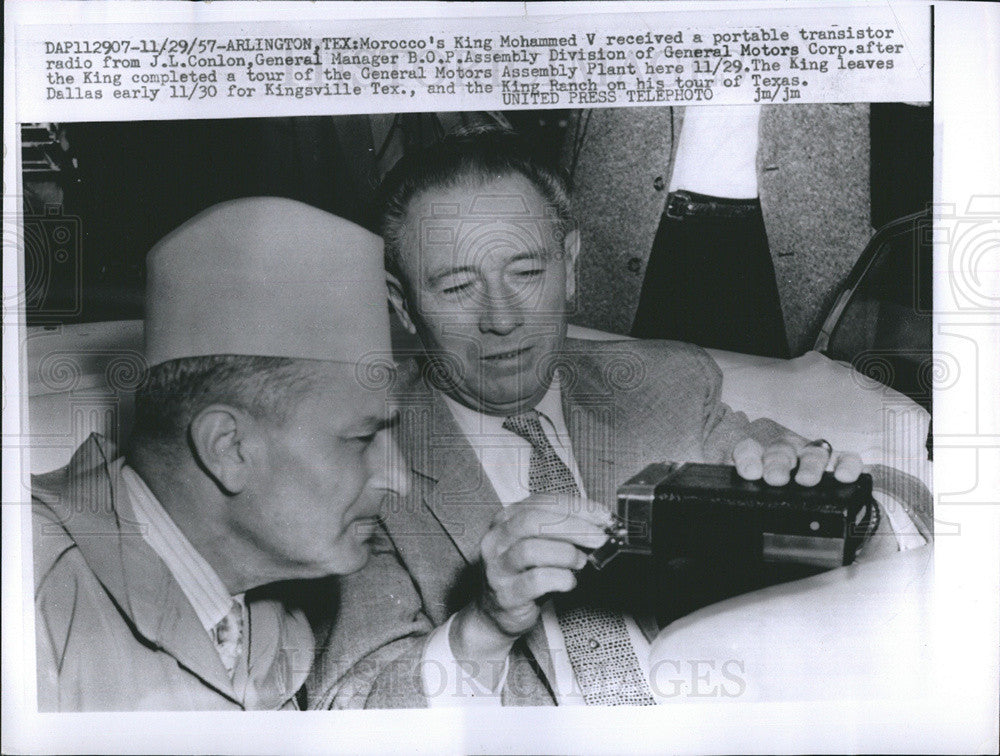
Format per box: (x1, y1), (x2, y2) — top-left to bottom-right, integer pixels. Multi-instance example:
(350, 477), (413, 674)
(421, 377), (655, 706)
(121, 462), (247, 663)
(668, 104), (762, 198)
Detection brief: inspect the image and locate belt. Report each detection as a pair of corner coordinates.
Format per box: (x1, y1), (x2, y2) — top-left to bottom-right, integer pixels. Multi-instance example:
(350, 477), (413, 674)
(663, 190), (761, 220)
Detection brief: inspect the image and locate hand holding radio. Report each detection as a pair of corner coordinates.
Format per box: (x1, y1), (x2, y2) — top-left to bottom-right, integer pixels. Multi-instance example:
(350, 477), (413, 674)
(446, 495), (612, 687)
(732, 436), (863, 486)
(471, 495), (611, 638)
(477, 496), (611, 635)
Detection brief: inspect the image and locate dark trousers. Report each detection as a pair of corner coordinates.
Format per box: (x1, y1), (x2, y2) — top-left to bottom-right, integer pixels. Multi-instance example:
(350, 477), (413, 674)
(630, 191), (789, 359)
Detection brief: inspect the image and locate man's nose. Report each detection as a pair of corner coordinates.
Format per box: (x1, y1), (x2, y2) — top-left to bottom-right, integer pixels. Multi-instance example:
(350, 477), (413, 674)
(368, 429), (411, 498)
(477, 281), (523, 335)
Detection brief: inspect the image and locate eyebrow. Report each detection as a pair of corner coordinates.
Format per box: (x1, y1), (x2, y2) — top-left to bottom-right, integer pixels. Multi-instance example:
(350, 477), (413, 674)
(348, 409), (400, 435)
(424, 250), (546, 287)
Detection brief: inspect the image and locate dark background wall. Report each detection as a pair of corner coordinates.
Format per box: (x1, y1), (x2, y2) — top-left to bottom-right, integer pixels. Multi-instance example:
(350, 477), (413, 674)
(20, 112), (569, 325)
(21, 106), (929, 355)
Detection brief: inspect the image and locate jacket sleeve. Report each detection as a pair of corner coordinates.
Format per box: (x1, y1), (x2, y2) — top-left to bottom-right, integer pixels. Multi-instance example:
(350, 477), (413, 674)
(694, 348), (801, 463)
(304, 523), (433, 709)
(304, 525), (555, 708)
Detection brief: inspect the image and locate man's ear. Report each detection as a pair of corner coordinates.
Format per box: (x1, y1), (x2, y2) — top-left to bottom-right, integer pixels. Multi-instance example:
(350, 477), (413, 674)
(189, 404), (257, 495)
(562, 227), (582, 302)
(386, 271), (417, 335)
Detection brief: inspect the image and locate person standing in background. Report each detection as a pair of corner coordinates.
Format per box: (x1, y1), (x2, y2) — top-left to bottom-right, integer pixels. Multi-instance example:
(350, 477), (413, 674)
(563, 104), (872, 357)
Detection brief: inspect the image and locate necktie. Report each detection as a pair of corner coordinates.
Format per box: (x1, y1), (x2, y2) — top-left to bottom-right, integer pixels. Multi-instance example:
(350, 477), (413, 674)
(212, 600), (245, 676)
(502, 410), (657, 706)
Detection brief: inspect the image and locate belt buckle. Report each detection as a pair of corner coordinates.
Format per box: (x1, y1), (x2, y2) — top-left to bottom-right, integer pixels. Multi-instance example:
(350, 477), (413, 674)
(664, 190), (691, 220)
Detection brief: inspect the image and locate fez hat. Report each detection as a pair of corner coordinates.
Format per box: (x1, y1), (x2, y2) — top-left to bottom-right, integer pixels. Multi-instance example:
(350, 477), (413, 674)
(144, 197), (390, 367)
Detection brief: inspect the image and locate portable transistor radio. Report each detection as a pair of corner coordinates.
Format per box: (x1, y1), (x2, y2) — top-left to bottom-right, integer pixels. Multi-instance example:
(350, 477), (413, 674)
(589, 462), (879, 573)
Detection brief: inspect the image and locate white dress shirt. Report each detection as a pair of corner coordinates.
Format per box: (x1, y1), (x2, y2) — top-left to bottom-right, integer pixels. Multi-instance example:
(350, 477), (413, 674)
(668, 104), (762, 198)
(420, 378), (655, 706)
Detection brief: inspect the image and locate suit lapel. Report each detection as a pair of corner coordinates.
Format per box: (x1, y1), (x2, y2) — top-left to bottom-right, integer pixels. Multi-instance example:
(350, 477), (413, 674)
(404, 388), (502, 565)
(560, 355), (619, 508)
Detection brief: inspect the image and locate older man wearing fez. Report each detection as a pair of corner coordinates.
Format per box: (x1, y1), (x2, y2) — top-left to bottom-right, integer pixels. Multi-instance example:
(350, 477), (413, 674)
(307, 131), (912, 709)
(32, 197), (409, 711)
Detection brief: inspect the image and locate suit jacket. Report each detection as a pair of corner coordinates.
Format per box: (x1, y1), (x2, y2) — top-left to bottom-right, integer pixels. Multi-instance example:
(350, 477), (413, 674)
(32, 434), (313, 711)
(562, 105), (872, 354)
(307, 339), (791, 708)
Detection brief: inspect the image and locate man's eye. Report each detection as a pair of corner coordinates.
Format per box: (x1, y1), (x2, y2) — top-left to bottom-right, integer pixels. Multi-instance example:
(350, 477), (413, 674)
(515, 268), (544, 278)
(441, 281), (473, 296)
(507, 268), (544, 289)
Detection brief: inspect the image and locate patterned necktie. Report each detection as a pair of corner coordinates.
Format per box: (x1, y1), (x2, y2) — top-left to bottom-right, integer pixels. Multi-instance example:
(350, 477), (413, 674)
(502, 410), (657, 706)
(212, 600), (245, 676)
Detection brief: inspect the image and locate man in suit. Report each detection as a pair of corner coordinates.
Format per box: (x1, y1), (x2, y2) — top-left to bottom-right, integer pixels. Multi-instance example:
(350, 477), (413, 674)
(32, 198), (409, 710)
(562, 105), (872, 355)
(307, 132), (895, 708)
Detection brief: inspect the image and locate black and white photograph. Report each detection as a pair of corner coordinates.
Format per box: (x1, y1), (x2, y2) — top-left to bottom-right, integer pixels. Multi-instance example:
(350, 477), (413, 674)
(3, 2), (998, 754)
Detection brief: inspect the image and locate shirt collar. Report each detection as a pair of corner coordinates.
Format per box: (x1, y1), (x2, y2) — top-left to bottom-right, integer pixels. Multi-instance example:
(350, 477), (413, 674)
(119, 460), (240, 633)
(442, 376), (568, 439)
(534, 375), (570, 440)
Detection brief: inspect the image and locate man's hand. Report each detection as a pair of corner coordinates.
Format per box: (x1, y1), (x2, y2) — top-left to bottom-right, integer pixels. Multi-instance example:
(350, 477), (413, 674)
(448, 496), (610, 686)
(477, 497), (610, 636)
(732, 437), (863, 486)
